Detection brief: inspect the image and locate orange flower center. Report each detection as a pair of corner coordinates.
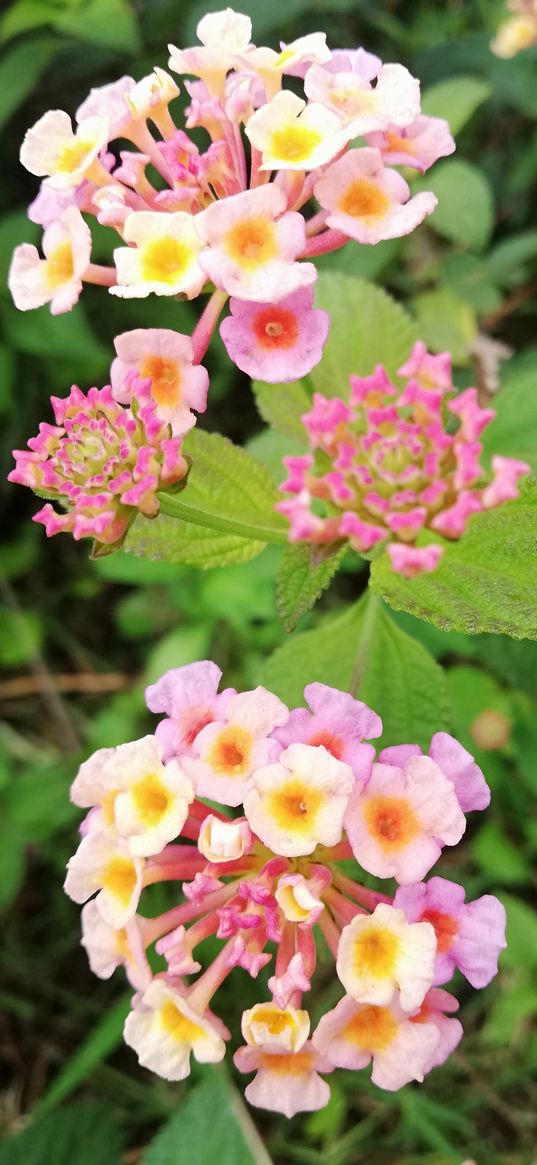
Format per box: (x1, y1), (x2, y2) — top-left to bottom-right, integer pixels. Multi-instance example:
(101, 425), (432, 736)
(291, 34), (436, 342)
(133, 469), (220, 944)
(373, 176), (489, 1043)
(364, 794), (419, 850)
(225, 217), (277, 268)
(421, 908), (458, 953)
(339, 179), (389, 220)
(208, 726), (252, 775)
(140, 355), (181, 408)
(308, 730), (344, 760)
(252, 305), (298, 349)
(345, 1004), (398, 1052)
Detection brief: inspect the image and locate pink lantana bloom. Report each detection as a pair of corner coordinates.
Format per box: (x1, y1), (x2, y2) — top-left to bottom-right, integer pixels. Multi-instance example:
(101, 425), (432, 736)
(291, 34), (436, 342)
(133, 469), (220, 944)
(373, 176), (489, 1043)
(182, 686), (288, 806)
(344, 755), (466, 884)
(110, 328), (209, 435)
(314, 149), (437, 244)
(379, 730), (491, 813)
(219, 287), (329, 382)
(65, 664), (505, 1115)
(366, 114), (456, 173)
(278, 345), (531, 577)
(394, 877), (506, 988)
(8, 206), (91, 315)
(304, 61), (420, 137)
(9, 385), (187, 549)
(313, 994), (440, 1091)
(145, 660), (236, 761)
(196, 185), (316, 301)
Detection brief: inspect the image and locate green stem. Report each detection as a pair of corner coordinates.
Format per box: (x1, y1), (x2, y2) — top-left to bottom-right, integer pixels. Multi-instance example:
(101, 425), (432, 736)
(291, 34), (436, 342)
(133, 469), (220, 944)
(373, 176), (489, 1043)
(158, 490), (289, 544)
(348, 590), (381, 698)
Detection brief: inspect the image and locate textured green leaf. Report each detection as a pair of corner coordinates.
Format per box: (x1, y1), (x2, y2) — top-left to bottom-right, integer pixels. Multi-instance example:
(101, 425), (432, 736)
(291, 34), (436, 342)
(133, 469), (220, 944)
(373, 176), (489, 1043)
(370, 490), (537, 639)
(482, 353), (537, 474)
(125, 512), (265, 569)
(500, 894), (537, 971)
(487, 231), (537, 286)
(421, 75), (491, 134)
(55, 0), (141, 52)
(413, 288), (477, 361)
(440, 252), (501, 314)
(262, 594), (448, 749)
(0, 1102), (123, 1165)
(422, 160), (495, 251)
(141, 1069), (272, 1165)
(252, 377), (311, 441)
(0, 36), (57, 129)
(0, 0), (53, 40)
(158, 430), (287, 547)
(276, 542), (347, 632)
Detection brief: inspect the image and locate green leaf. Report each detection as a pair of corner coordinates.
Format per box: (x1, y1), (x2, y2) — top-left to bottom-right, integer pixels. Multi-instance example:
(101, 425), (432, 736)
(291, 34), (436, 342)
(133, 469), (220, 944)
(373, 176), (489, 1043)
(158, 430), (287, 546)
(125, 512), (265, 570)
(473, 821), (530, 885)
(276, 543), (347, 632)
(421, 75), (491, 134)
(370, 489), (537, 639)
(262, 594), (449, 749)
(0, 1101), (123, 1165)
(440, 252), (501, 314)
(487, 231), (537, 286)
(0, 36), (57, 129)
(500, 893), (537, 971)
(0, 823), (24, 911)
(0, 0), (54, 40)
(1, 300), (108, 382)
(36, 996), (131, 1114)
(482, 353), (537, 475)
(421, 159), (495, 251)
(54, 0), (141, 53)
(141, 1069), (273, 1165)
(309, 273), (418, 391)
(252, 377), (311, 441)
(413, 288), (477, 362)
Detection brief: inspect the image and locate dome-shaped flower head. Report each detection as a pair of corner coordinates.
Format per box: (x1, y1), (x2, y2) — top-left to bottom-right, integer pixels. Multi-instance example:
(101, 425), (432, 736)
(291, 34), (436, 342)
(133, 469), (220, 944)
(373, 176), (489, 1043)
(8, 385), (188, 549)
(110, 328), (209, 435)
(278, 346), (531, 577)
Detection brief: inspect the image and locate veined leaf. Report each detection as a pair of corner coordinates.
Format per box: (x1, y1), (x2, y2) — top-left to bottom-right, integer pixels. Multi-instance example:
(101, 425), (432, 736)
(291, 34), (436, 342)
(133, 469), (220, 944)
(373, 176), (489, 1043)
(125, 512), (265, 569)
(370, 488), (537, 640)
(482, 353), (537, 475)
(420, 159), (495, 251)
(262, 593), (448, 748)
(0, 1102), (123, 1165)
(421, 75), (491, 134)
(277, 542), (347, 631)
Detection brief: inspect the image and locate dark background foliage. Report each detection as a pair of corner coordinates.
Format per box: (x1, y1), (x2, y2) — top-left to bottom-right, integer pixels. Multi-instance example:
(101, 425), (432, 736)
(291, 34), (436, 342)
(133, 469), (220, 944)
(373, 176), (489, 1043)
(1, 1), (537, 1162)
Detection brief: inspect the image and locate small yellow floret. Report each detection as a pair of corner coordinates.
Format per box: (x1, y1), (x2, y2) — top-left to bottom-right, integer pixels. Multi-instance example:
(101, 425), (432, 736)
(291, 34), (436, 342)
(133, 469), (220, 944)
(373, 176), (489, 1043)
(159, 1001), (205, 1043)
(345, 1004), (397, 1052)
(131, 773), (171, 826)
(103, 856), (137, 905)
(268, 778), (323, 834)
(141, 238), (193, 285)
(339, 179), (389, 221)
(353, 925), (401, 979)
(270, 124), (322, 164)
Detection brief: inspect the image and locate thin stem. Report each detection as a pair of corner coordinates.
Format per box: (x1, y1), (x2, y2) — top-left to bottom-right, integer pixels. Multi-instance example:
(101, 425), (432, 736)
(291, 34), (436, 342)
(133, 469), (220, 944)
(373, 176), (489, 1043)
(191, 289), (229, 364)
(330, 867), (391, 909)
(158, 490), (289, 545)
(317, 909), (341, 958)
(142, 879), (239, 945)
(303, 229), (350, 258)
(84, 264), (117, 287)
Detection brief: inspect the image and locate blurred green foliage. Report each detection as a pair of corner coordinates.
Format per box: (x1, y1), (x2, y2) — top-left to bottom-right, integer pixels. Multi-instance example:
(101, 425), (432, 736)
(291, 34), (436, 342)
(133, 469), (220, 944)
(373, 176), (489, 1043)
(1, 0), (537, 1162)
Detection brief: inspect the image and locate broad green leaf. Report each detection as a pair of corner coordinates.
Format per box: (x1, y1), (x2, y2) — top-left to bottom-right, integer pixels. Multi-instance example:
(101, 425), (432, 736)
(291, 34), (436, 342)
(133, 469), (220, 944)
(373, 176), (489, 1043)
(252, 377), (311, 441)
(158, 430), (287, 546)
(262, 594), (449, 749)
(1, 300), (108, 382)
(54, 0), (141, 53)
(483, 977), (537, 1047)
(315, 237), (401, 280)
(0, 36), (57, 129)
(370, 490), (537, 639)
(500, 893), (537, 971)
(421, 75), (491, 134)
(413, 288), (477, 361)
(276, 543), (347, 632)
(421, 159), (494, 251)
(125, 511), (265, 569)
(309, 273), (418, 391)
(473, 821), (530, 885)
(440, 252), (501, 314)
(482, 352), (537, 474)
(36, 996), (131, 1114)
(0, 823), (24, 911)
(0, 1101), (123, 1165)
(487, 231), (537, 286)
(0, 0), (53, 40)
(141, 1069), (273, 1165)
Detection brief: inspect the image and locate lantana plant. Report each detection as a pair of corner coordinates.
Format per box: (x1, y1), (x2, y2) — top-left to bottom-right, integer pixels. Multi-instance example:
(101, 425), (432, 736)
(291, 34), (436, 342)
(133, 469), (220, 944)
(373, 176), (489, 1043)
(66, 662), (505, 1117)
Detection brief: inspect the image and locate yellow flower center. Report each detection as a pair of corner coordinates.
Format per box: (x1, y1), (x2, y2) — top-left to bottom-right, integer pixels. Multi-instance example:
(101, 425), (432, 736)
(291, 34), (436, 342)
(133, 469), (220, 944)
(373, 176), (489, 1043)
(102, 856), (137, 905)
(268, 778), (323, 834)
(57, 139), (93, 174)
(260, 1050), (313, 1074)
(270, 124), (322, 164)
(339, 179), (390, 220)
(353, 925), (400, 979)
(46, 241), (74, 289)
(208, 726), (253, 775)
(131, 773), (171, 826)
(159, 1001), (205, 1043)
(141, 238), (193, 285)
(225, 217), (277, 269)
(345, 1004), (398, 1052)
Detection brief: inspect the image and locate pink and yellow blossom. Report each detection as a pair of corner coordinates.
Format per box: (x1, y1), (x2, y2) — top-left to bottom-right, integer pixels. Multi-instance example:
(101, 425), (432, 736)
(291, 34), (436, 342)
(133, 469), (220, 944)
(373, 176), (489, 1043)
(8, 206), (92, 315)
(110, 328), (209, 435)
(219, 286), (329, 381)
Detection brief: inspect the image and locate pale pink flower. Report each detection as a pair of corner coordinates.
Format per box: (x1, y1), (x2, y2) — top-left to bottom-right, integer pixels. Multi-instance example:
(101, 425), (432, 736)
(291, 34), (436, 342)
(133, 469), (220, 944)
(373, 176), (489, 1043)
(268, 953), (311, 1009)
(145, 660), (235, 761)
(243, 742), (354, 856)
(394, 877), (506, 988)
(274, 681), (381, 782)
(182, 686), (288, 806)
(196, 185), (315, 301)
(241, 1002), (310, 1051)
(313, 994), (440, 1090)
(366, 115), (455, 173)
(234, 1042), (333, 1117)
(8, 206), (91, 315)
(81, 901), (151, 990)
(336, 904), (437, 1011)
(314, 149), (437, 244)
(110, 328), (209, 435)
(76, 76), (135, 138)
(124, 978), (227, 1080)
(64, 832), (144, 928)
(275, 866), (330, 926)
(408, 987), (463, 1071)
(305, 62), (420, 136)
(219, 287), (329, 382)
(344, 756), (466, 884)
(198, 816), (253, 863)
(20, 109), (110, 189)
(380, 732), (491, 813)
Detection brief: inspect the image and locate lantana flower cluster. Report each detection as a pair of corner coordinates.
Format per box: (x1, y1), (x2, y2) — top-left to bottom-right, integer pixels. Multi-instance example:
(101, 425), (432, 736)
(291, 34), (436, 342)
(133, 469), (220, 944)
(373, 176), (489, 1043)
(9, 6), (454, 388)
(278, 342), (531, 578)
(65, 660), (506, 1117)
(491, 0), (537, 57)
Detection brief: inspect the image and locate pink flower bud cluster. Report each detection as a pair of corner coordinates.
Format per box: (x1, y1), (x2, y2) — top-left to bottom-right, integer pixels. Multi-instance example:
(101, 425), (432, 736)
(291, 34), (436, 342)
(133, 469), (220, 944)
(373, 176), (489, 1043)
(65, 660), (506, 1117)
(8, 383), (188, 547)
(278, 342), (531, 577)
(8, 7), (455, 385)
